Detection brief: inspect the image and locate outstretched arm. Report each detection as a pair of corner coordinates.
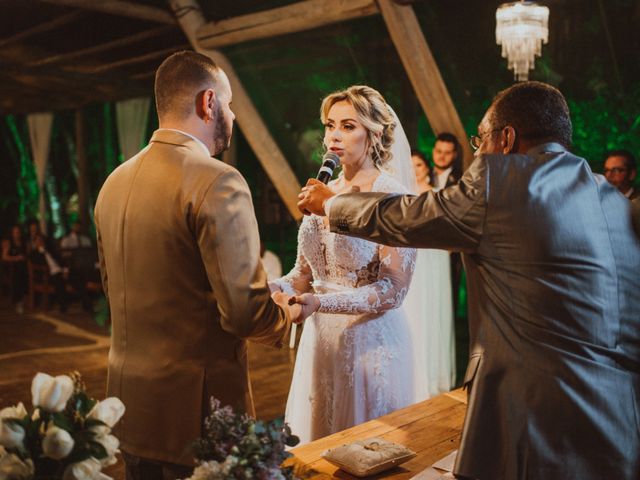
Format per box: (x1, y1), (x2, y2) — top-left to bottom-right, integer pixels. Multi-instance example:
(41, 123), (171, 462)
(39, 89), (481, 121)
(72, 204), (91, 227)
(299, 156), (488, 253)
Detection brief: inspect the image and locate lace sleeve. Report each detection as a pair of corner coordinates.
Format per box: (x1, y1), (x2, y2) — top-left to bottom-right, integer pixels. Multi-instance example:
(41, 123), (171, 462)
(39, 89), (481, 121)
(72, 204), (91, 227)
(316, 244), (416, 315)
(269, 219), (313, 296)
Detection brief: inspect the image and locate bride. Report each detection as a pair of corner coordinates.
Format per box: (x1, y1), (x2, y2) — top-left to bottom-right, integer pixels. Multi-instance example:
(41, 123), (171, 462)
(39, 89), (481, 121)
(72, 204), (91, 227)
(270, 86), (417, 444)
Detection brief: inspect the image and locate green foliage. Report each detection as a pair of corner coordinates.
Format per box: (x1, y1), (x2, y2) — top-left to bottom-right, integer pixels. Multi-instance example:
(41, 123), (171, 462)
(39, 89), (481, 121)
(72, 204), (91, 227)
(568, 85), (640, 185)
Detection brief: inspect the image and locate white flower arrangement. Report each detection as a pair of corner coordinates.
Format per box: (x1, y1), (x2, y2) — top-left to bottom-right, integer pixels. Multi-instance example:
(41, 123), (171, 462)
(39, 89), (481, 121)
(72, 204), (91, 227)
(0, 372), (124, 480)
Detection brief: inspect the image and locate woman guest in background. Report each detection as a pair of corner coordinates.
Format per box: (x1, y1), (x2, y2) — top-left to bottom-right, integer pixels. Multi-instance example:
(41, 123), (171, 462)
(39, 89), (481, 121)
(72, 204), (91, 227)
(404, 148), (456, 399)
(2, 225), (28, 314)
(412, 150), (433, 193)
(270, 86), (417, 444)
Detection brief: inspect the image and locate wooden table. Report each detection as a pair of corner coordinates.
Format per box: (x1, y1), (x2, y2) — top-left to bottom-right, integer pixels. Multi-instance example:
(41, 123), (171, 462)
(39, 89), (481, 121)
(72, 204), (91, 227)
(286, 389), (467, 479)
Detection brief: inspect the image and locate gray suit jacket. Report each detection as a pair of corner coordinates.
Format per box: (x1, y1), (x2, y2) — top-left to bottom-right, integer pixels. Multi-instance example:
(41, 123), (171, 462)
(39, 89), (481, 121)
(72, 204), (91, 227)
(329, 143), (640, 479)
(95, 130), (291, 465)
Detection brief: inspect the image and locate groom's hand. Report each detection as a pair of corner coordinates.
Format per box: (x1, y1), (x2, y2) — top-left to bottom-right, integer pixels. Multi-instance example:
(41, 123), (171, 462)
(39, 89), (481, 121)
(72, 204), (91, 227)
(298, 179), (335, 216)
(271, 291), (303, 324)
(288, 293), (320, 323)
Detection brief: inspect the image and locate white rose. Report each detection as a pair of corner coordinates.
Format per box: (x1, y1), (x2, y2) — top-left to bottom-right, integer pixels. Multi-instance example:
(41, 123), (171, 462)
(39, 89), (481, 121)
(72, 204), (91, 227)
(94, 434), (118, 467)
(42, 425), (75, 460)
(0, 419), (25, 450)
(31, 373), (74, 412)
(186, 461), (224, 480)
(0, 404), (27, 421)
(0, 449), (34, 480)
(87, 398), (125, 428)
(62, 457), (112, 480)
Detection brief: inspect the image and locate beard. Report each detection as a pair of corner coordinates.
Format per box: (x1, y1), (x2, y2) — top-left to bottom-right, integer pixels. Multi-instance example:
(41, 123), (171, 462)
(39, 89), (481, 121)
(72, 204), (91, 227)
(211, 102), (232, 157)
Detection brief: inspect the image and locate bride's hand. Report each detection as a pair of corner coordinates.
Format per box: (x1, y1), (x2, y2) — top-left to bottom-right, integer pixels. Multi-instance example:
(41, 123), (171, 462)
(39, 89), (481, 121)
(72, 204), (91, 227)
(288, 293), (320, 323)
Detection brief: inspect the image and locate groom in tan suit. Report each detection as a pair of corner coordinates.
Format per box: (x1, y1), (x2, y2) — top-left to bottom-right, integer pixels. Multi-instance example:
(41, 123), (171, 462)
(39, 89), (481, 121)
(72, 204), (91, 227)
(95, 51), (296, 479)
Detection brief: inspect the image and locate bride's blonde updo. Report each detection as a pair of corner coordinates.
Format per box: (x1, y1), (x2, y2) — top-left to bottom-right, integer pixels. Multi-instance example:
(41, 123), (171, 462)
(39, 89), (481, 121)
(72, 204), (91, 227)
(320, 85), (396, 169)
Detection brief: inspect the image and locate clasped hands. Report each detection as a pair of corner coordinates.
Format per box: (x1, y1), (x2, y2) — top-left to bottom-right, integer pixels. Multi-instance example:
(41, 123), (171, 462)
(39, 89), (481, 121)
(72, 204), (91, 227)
(271, 289), (320, 325)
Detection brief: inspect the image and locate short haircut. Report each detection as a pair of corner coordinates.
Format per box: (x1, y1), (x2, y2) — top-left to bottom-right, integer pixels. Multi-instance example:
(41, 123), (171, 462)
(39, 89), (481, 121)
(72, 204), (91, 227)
(154, 51), (220, 120)
(435, 132), (461, 161)
(605, 149), (636, 171)
(489, 81), (572, 148)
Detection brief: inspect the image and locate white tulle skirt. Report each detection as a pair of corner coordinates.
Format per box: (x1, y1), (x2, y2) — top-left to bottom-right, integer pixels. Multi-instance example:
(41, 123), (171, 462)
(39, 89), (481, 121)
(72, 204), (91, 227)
(403, 248), (456, 400)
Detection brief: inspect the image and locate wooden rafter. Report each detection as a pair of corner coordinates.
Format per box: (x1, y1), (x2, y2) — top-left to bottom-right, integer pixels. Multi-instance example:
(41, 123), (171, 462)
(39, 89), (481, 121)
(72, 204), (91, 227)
(170, 0), (303, 221)
(0, 10), (86, 48)
(196, 0), (378, 49)
(378, 0), (475, 168)
(28, 25), (177, 67)
(39, 0), (175, 25)
(73, 44), (190, 74)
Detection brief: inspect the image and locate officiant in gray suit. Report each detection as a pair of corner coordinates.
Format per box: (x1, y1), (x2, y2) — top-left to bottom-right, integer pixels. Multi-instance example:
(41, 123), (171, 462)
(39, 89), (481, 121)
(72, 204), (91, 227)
(297, 81), (640, 480)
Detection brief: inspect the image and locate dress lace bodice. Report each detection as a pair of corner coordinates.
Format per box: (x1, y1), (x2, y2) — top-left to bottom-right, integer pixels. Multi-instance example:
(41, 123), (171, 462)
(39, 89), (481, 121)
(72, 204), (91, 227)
(273, 173), (416, 314)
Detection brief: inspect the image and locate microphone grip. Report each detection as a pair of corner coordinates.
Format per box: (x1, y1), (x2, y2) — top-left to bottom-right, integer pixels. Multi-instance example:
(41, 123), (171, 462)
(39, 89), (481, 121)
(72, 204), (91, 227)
(316, 166), (334, 184)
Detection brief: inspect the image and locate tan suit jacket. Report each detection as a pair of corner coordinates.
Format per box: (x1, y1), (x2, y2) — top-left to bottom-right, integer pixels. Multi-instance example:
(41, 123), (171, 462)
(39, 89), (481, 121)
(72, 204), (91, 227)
(329, 144), (640, 479)
(94, 130), (291, 465)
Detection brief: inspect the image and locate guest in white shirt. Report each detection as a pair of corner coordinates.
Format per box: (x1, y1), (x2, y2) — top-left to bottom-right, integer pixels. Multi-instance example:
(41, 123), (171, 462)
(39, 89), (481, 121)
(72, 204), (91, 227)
(60, 222), (92, 249)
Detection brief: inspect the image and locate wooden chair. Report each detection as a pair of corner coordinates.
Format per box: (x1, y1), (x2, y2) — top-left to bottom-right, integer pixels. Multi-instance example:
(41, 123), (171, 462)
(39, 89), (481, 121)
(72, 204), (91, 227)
(27, 261), (55, 310)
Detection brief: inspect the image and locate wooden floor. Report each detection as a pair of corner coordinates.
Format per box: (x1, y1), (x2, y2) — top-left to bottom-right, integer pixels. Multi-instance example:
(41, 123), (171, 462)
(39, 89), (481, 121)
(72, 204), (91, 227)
(0, 297), (297, 480)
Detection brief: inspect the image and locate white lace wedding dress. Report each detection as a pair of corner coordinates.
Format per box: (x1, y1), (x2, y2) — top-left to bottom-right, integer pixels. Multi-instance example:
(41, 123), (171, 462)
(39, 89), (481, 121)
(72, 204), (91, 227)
(272, 173), (417, 445)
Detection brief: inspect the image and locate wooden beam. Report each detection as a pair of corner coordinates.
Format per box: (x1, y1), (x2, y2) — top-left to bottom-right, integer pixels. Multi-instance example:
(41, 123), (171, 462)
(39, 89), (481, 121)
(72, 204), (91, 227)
(169, 0), (303, 221)
(196, 0), (378, 49)
(377, 0), (475, 168)
(29, 25), (176, 67)
(0, 10), (86, 48)
(39, 0), (175, 25)
(73, 44), (190, 74)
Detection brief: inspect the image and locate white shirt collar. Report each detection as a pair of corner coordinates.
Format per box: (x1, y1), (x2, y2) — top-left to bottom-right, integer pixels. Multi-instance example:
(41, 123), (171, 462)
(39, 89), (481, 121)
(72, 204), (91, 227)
(158, 128), (211, 157)
(435, 167), (453, 190)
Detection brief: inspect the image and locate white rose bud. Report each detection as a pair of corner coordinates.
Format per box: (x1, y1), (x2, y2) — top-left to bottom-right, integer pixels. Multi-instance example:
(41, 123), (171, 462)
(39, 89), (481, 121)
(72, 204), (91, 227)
(0, 449), (34, 480)
(31, 373), (74, 413)
(62, 457), (103, 480)
(95, 434), (119, 467)
(42, 425), (75, 460)
(87, 398), (125, 428)
(0, 419), (25, 450)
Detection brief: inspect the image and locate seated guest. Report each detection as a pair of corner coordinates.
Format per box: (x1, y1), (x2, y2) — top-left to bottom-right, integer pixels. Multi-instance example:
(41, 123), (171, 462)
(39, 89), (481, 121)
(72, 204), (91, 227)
(603, 149), (638, 200)
(60, 221), (92, 249)
(28, 234), (68, 312)
(1, 225), (28, 314)
(60, 222), (96, 312)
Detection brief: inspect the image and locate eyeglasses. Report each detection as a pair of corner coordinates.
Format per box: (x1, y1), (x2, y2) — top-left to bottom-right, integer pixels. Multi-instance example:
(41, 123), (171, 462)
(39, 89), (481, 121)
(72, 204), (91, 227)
(603, 167), (628, 175)
(469, 129), (503, 151)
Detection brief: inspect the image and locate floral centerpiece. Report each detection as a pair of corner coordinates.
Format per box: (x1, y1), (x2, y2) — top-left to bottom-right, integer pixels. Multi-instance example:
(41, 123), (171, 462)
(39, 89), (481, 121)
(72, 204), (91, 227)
(0, 371), (125, 480)
(185, 398), (299, 480)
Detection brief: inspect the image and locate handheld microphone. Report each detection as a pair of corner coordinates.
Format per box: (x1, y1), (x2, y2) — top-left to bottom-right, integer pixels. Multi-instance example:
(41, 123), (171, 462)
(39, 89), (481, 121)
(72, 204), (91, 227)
(316, 152), (340, 184)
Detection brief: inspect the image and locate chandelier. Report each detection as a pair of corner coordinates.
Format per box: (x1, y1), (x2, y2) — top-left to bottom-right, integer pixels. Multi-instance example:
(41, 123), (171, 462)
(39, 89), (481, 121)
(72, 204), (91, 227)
(496, 1), (549, 81)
